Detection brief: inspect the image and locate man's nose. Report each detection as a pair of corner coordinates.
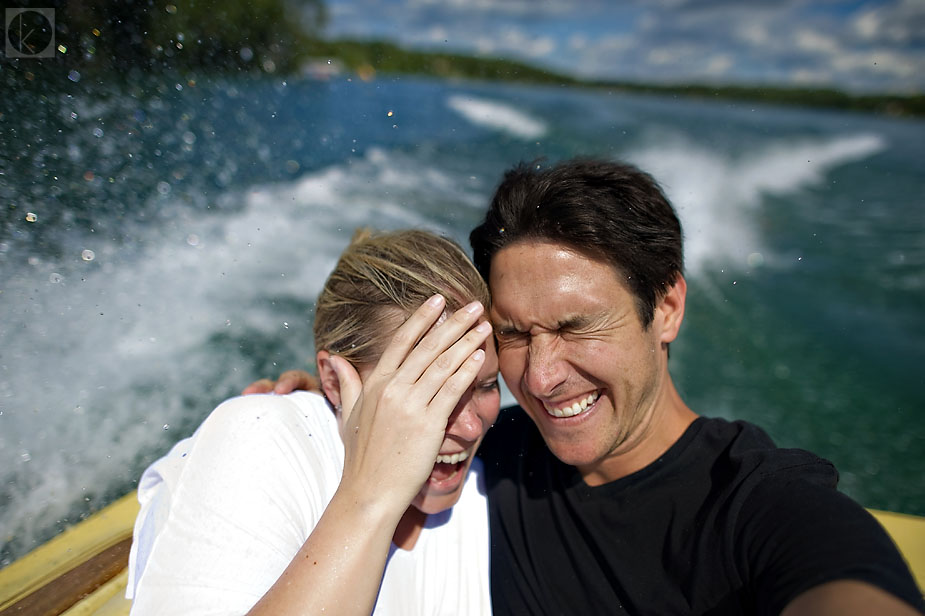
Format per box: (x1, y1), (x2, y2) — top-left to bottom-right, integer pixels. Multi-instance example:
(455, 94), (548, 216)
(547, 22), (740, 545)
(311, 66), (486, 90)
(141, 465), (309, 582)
(524, 334), (567, 398)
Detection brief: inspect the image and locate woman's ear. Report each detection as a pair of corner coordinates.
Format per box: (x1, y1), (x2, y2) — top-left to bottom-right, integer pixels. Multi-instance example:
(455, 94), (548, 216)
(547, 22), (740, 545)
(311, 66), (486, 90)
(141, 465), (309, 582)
(316, 350), (342, 411)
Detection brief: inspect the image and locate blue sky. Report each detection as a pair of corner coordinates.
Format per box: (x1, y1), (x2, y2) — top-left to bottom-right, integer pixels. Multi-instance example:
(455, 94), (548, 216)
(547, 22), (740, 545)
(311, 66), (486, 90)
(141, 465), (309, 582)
(321, 0), (924, 93)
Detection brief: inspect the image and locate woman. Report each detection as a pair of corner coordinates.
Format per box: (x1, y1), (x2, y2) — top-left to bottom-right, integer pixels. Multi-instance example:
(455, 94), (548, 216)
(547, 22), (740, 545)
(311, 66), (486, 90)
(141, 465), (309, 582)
(127, 229), (500, 615)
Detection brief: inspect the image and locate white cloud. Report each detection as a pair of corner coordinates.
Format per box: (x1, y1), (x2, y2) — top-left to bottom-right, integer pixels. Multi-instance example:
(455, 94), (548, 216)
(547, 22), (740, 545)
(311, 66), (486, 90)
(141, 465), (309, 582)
(794, 29), (841, 55)
(704, 54), (734, 77)
(737, 22), (770, 47)
(423, 25), (450, 44)
(497, 27), (557, 58)
(832, 49), (919, 78)
(853, 10), (881, 40)
(568, 33), (589, 51)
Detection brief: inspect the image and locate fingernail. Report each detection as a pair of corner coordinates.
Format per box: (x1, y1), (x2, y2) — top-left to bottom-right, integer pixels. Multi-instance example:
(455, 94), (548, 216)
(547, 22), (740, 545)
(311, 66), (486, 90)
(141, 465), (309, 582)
(472, 349), (485, 361)
(475, 320), (492, 333)
(427, 294), (445, 307)
(464, 301), (482, 314)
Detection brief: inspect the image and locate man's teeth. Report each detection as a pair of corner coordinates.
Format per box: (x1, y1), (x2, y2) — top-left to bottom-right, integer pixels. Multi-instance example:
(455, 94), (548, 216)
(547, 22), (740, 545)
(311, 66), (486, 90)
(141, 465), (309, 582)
(435, 450), (469, 464)
(544, 392), (599, 418)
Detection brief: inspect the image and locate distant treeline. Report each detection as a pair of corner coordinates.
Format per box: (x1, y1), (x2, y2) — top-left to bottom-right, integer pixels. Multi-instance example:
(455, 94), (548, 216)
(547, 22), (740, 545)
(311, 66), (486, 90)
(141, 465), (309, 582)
(8, 0), (923, 118)
(305, 39), (925, 118)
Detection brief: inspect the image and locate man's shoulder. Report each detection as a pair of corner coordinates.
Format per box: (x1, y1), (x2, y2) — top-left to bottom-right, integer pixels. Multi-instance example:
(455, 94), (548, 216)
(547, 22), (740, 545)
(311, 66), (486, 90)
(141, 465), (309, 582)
(693, 416), (836, 481)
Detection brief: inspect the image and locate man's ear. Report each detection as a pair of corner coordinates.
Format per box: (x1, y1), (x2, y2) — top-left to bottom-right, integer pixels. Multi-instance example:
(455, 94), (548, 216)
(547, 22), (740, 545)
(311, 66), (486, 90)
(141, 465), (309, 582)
(656, 275), (687, 345)
(316, 350), (342, 411)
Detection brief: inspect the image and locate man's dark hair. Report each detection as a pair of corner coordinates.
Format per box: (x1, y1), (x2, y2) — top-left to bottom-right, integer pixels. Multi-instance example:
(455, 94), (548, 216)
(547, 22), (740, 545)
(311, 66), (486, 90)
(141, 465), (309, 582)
(470, 157), (684, 326)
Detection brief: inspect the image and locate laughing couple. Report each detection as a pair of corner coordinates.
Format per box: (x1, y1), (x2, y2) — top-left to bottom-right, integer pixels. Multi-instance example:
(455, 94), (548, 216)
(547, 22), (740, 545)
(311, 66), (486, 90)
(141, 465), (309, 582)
(127, 158), (923, 615)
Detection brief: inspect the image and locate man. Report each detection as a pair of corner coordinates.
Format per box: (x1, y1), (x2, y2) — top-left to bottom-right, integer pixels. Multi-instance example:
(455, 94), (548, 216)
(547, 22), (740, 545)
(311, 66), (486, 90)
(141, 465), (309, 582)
(250, 158), (924, 615)
(468, 158), (922, 615)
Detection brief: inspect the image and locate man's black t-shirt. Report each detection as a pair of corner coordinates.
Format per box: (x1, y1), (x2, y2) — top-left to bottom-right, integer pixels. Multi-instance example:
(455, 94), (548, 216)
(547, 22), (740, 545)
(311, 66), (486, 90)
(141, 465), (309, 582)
(477, 408), (924, 615)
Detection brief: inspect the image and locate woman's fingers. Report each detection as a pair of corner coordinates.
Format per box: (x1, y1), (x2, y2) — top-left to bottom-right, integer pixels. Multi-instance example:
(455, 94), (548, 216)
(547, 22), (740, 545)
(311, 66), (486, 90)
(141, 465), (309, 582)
(426, 347), (487, 418)
(387, 300), (485, 384)
(407, 319), (492, 408)
(328, 355), (363, 424)
(374, 294), (448, 374)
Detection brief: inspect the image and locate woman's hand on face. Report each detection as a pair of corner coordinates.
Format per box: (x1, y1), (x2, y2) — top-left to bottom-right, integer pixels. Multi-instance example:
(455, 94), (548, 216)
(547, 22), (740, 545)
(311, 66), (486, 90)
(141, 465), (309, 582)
(331, 294), (491, 514)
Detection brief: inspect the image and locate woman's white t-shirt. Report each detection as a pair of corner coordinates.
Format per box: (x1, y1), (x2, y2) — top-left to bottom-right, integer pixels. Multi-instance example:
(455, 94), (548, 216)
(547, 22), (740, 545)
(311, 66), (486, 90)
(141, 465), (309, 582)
(127, 391), (491, 615)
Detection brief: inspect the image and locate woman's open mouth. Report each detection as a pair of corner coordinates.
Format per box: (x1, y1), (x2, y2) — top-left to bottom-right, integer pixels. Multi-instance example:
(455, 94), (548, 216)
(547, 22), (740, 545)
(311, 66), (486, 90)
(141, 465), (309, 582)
(428, 449), (470, 487)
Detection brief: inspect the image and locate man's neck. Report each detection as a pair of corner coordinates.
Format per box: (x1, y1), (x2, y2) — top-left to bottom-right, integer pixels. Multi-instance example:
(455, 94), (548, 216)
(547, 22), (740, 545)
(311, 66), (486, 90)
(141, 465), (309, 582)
(578, 380), (697, 486)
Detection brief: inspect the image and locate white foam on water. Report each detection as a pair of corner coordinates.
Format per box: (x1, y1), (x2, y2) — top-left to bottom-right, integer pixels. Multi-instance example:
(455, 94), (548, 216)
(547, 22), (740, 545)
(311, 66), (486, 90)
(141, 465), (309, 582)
(0, 148), (466, 562)
(628, 133), (886, 274)
(446, 94), (547, 139)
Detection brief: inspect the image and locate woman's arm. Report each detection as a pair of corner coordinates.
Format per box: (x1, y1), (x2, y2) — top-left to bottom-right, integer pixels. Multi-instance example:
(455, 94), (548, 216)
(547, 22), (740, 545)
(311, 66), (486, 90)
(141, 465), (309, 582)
(246, 295), (491, 615)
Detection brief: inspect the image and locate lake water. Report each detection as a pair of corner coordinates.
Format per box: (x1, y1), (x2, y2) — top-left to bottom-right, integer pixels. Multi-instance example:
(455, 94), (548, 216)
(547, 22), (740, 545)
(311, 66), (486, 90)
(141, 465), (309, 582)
(1, 70), (923, 565)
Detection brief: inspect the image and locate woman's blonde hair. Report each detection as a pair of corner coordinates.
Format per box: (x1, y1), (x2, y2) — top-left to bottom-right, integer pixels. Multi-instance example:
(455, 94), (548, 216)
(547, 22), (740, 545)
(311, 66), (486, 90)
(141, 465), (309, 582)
(313, 228), (490, 368)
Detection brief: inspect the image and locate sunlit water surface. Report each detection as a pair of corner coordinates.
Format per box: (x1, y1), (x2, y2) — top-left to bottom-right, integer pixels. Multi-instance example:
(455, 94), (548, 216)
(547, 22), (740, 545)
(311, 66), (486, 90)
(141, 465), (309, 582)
(1, 72), (923, 565)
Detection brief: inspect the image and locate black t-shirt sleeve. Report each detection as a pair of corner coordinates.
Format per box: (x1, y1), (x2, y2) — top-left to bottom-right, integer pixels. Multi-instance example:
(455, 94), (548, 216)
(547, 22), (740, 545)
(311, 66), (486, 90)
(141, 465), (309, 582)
(737, 469), (925, 614)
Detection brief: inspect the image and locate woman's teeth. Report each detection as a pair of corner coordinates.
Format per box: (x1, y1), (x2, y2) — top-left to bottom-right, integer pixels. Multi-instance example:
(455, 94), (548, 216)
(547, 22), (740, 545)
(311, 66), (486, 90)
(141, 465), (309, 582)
(435, 450), (469, 464)
(544, 391), (599, 418)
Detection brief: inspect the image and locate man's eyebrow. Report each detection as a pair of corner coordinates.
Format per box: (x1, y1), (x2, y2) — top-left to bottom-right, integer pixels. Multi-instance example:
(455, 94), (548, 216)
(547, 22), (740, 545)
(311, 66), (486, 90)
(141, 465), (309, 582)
(557, 312), (609, 331)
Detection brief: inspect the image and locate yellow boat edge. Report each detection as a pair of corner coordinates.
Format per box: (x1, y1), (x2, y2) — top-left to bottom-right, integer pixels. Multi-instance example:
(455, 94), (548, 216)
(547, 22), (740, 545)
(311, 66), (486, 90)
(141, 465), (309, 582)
(0, 494), (922, 615)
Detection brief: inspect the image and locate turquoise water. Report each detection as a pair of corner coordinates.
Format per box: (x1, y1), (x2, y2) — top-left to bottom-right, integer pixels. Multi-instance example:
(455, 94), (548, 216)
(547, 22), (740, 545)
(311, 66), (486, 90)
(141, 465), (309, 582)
(1, 71), (923, 565)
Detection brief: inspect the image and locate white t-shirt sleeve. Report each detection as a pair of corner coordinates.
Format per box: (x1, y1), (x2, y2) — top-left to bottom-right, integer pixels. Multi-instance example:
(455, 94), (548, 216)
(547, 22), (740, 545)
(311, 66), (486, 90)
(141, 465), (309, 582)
(128, 392), (343, 615)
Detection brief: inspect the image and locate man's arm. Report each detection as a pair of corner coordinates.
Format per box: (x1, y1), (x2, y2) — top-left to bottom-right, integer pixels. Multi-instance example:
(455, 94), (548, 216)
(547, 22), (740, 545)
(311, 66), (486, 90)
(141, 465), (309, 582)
(783, 580), (922, 615)
(740, 468), (925, 615)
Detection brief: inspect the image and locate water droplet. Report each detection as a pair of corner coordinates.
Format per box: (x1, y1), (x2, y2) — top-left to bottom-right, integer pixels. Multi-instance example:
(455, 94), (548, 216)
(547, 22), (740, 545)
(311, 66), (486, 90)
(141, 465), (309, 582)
(58, 44), (68, 54)
(283, 322), (289, 329)
(21, 451), (32, 462)
(81, 249), (95, 261)
(92, 127), (104, 138)
(182, 131), (196, 145)
(157, 181), (171, 195)
(163, 424), (170, 430)
(49, 273), (63, 283)
(25, 212), (37, 223)
(166, 4), (177, 13)
(240, 47), (254, 62)
(186, 234), (200, 246)
(68, 70), (81, 83)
